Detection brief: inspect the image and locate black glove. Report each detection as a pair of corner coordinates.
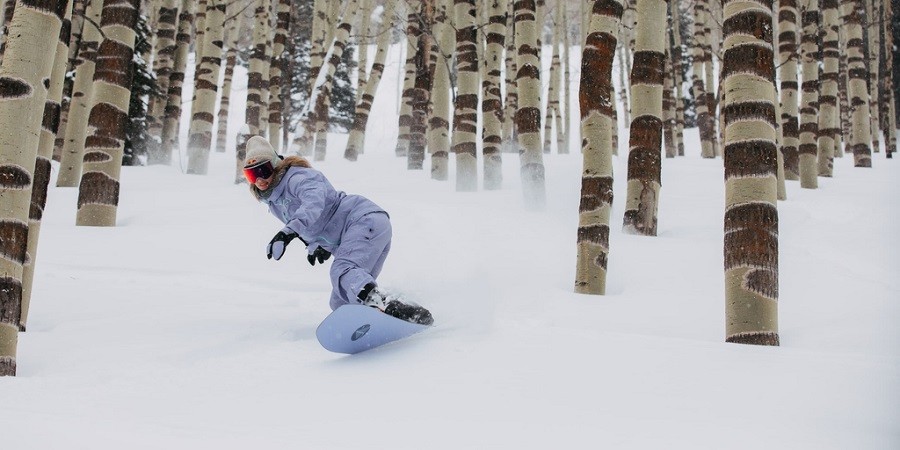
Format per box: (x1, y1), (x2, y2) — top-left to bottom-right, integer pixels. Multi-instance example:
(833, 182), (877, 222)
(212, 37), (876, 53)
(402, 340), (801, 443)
(267, 231), (298, 260)
(307, 246), (332, 266)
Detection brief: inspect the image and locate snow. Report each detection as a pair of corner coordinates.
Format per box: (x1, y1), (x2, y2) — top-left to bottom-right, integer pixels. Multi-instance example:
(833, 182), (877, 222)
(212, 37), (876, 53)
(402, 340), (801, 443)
(1, 44), (898, 449)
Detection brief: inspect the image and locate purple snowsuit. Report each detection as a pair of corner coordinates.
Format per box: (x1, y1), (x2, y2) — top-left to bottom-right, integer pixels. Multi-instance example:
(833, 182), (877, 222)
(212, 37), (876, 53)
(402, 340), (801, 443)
(263, 166), (391, 310)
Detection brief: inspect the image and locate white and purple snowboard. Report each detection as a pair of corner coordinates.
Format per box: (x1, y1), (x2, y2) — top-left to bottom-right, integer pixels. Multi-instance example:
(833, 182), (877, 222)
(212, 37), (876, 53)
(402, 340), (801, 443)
(316, 305), (430, 354)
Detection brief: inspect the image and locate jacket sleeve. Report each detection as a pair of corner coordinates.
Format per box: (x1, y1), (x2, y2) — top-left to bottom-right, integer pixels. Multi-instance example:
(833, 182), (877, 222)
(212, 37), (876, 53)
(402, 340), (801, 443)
(281, 171), (327, 247)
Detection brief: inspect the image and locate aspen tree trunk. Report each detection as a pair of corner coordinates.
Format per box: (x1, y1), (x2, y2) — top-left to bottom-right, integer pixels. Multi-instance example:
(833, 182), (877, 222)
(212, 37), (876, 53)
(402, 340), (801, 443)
(837, 20), (849, 157)
(778, 0), (800, 179)
(611, 85), (619, 154)
(192, 0), (208, 86)
(407, 0), (433, 170)
(296, 0), (327, 155)
(863, 0), (878, 152)
(561, 0), (571, 155)
(798, 0), (819, 188)
(515, 0), (547, 207)
(0, 0), (15, 63)
(215, 12), (241, 153)
(355, 0), (371, 106)
(502, 0), (518, 154)
(575, 0), (623, 296)
(21, 0), (72, 332)
(817, 0), (840, 177)
(425, 0), (452, 177)
(52, 0), (85, 162)
(57, 0), (102, 185)
(700, 0), (718, 157)
(394, 2), (417, 157)
(453, 0), (479, 191)
(482, 0), (505, 188)
(543, 7), (562, 155)
(246, 0), (270, 137)
(158, 0), (193, 164)
(620, 0), (634, 124)
(267, 0), (290, 152)
(0, 0), (66, 375)
(622, 0), (667, 236)
(312, 0), (342, 160)
(691, 0), (714, 158)
(722, 0), (779, 346)
(670, 1), (684, 156)
(883, 0), (896, 157)
(76, 0), (139, 227)
(662, 47), (675, 158)
(345, 0), (395, 161)
(145, 0), (179, 163)
(771, 11), (787, 199)
(186, 0), (226, 175)
(842, 0), (872, 167)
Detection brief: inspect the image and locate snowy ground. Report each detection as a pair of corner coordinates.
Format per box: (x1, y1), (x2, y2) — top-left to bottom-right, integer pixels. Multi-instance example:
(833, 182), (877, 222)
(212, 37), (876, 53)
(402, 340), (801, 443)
(1, 45), (898, 449)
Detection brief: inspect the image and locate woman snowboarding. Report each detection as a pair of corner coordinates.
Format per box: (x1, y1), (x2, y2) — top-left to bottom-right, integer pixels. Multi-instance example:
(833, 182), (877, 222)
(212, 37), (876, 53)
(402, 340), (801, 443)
(242, 136), (433, 325)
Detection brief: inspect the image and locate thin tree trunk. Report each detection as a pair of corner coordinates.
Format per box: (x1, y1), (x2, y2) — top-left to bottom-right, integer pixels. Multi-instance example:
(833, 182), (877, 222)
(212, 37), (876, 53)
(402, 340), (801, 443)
(425, 0), (452, 177)
(145, 0), (180, 163)
(842, 0), (872, 167)
(662, 47), (675, 158)
(575, 0), (622, 296)
(267, 0), (290, 151)
(215, 11), (241, 153)
(502, 0), (518, 154)
(883, 0), (896, 157)
(514, 0), (546, 207)
(186, 0), (226, 175)
(779, 0), (800, 179)
(482, 0), (505, 188)
(864, 0), (878, 152)
(0, 0), (15, 64)
(53, 0), (86, 162)
(670, 0), (684, 156)
(21, 0), (73, 333)
(0, 0), (67, 376)
(453, 0), (479, 191)
(246, 0), (271, 137)
(722, 0), (779, 346)
(542, 6), (560, 155)
(158, 0), (194, 165)
(817, 0), (840, 177)
(561, 0), (571, 155)
(76, 0), (139, 227)
(344, 0), (395, 161)
(798, 0), (820, 188)
(355, 0), (372, 106)
(395, 1), (417, 157)
(691, 0), (714, 158)
(57, 0), (102, 185)
(621, 0), (668, 236)
(408, 0), (433, 170)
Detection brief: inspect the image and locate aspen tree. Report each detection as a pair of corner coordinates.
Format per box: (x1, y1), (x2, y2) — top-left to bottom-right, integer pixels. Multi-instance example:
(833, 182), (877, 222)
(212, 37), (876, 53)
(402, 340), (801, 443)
(394, 1), (417, 157)
(186, 0), (226, 175)
(863, 0), (878, 152)
(575, 0), (623, 296)
(76, 0), (139, 227)
(0, 0), (67, 376)
(662, 47), (676, 158)
(722, 0), (779, 346)
(355, 0), (372, 106)
(561, 0), (571, 155)
(0, 0), (15, 63)
(515, 0), (546, 207)
(453, 0), (479, 191)
(425, 0), (453, 177)
(842, 0), (872, 167)
(345, 0), (395, 161)
(267, 0), (290, 152)
(53, 0), (86, 161)
(482, 0), (505, 188)
(246, 0), (271, 137)
(883, 0), (896, 157)
(622, 0), (668, 236)
(158, 0), (194, 164)
(145, 0), (179, 162)
(215, 11), (241, 153)
(21, 0), (72, 332)
(778, 0), (800, 179)
(798, 0), (819, 188)
(542, 3), (562, 156)
(670, 1), (684, 156)
(691, 0), (715, 158)
(57, 0), (102, 184)
(700, 0), (718, 157)
(502, 0), (518, 154)
(407, 0), (433, 170)
(817, 0), (840, 176)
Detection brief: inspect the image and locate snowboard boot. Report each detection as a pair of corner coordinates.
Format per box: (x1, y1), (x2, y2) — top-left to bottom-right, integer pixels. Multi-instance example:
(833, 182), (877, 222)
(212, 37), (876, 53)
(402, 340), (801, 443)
(358, 282), (434, 326)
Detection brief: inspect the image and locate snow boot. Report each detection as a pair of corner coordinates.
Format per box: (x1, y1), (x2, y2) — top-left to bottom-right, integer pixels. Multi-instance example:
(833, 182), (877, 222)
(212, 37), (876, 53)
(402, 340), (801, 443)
(358, 283), (434, 326)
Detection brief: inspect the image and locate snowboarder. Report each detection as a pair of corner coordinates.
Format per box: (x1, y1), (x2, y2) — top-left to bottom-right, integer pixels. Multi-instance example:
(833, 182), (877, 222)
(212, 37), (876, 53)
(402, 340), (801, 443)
(242, 136), (433, 325)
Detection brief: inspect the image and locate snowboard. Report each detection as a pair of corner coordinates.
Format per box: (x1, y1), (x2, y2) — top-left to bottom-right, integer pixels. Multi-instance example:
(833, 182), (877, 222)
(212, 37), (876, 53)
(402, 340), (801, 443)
(316, 304), (431, 354)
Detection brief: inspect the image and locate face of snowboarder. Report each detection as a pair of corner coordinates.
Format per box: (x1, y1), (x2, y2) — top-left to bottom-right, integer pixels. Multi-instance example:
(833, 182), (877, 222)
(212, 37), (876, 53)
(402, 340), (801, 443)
(243, 159), (275, 187)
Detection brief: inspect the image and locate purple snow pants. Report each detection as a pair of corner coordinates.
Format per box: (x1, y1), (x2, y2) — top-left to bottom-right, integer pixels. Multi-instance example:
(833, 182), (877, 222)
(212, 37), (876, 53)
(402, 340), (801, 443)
(328, 212), (392, 310)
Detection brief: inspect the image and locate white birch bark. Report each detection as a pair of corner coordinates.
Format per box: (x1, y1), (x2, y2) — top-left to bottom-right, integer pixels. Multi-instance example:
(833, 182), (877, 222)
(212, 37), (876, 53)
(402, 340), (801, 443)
(798, 0), (819, 188)
(186, 0), (226, 175)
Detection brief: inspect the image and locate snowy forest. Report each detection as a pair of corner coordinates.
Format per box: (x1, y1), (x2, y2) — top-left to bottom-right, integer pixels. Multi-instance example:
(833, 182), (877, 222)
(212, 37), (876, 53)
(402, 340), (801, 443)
(0, 0), (897, 446)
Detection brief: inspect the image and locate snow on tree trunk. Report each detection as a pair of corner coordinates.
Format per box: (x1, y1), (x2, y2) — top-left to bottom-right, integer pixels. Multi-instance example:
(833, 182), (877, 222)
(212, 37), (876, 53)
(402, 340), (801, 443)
(575, 0), (622, 296)
(817, 0), (840, 177)
(145, 0), (179, 163)
(186, 0), (226, 175)
(0, 0), (66, 376)
(56, 0), (102, 185)
(482, 0), (505, 188)
(514, 0), (546, 208)
(778, 0), (800, 179)
(21, 0), (72, 332)
(621, 0), (667, 236)
(344, 0), (395, 161)
(215, 11), (241, 153)
(453, 0), (479, 191)
(722, 0), (779, 346)
(158, 0), (194, 165)
(842, 0), (872, 167)
(267, 0), (290, 152)
(75, 0), (139, 227)
(798, 0), (819, 188)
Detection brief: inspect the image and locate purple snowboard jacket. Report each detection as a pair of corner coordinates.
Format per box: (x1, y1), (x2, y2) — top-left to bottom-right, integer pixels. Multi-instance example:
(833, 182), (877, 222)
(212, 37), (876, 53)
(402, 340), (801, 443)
(262, 166), (385, 255)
